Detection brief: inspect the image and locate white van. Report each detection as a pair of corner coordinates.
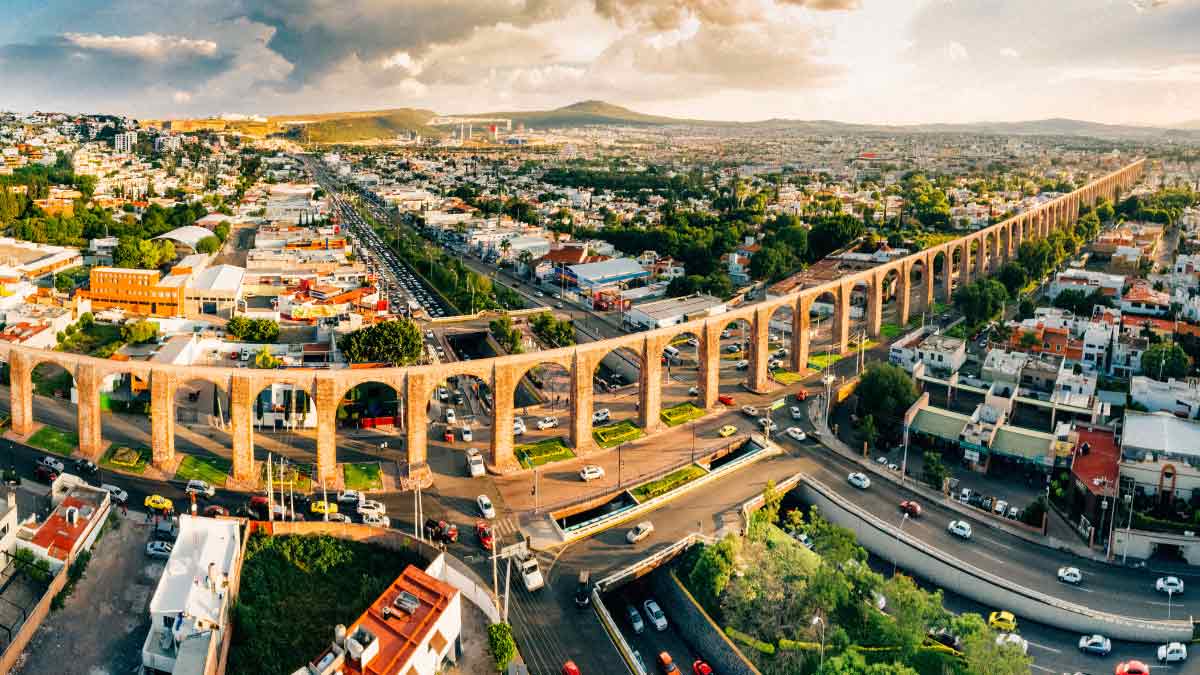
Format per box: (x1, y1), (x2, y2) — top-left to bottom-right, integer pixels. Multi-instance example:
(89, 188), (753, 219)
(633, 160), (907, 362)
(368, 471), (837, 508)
(662, 345), (680, 361)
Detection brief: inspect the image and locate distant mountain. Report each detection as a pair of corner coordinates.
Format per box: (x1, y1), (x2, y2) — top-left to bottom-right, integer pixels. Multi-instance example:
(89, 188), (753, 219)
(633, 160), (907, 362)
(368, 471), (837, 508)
(473, 100), (700, 128)
(269, 108), (441, 143)
(1172, 119), (1200, 130)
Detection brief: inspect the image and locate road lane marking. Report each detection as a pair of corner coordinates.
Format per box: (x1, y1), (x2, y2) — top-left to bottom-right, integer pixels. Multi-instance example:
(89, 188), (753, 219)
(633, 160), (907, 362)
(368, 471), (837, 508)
(1029, 665), (1054, 673)
(1025, 640), (1061, 654)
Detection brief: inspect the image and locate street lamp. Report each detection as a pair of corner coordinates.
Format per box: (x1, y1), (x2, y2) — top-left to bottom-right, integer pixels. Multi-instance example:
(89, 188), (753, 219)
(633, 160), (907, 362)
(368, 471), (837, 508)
(892, 513), (910, 577)
(812, 616), (826, 669)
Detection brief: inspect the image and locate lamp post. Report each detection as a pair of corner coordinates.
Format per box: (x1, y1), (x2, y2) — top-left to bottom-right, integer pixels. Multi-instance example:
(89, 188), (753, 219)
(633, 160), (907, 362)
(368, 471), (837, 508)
(892, 512), (910, 577)
(1122, 492), (1134, 564)
(812, 616), (826, 669)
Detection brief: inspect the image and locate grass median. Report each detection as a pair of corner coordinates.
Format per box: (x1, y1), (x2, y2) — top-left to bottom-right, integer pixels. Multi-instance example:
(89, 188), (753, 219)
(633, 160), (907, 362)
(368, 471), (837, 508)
(660, 402), (706, 427)
(27, 426), (78, 457)
(174, 454), (232, 487)
(100, 444), (149, 475)
(515, 437), (576, 469)
(630, 464), (707, 502)
(593, 420), (644, 448)
(343, 461), (382, 491)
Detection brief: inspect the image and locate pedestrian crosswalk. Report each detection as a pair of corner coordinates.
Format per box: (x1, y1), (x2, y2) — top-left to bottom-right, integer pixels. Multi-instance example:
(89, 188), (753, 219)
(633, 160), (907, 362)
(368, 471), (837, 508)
(490, 516), (522, 538)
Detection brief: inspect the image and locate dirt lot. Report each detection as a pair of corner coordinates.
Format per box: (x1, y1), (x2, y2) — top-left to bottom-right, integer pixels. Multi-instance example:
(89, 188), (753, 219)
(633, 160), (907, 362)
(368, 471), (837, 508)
(445, 599), (505, 675)
(13, 509), (161, 675)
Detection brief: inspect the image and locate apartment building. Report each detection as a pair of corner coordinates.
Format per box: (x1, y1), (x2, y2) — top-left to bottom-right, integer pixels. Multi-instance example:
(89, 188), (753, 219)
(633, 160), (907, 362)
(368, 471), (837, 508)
(113, 131), (137, 154)
(79, 267), (186, 317)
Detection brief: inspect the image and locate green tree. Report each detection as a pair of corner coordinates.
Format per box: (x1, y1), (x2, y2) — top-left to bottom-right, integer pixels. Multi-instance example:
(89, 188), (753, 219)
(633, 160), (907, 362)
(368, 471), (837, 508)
(54, 273), (74, 293)
(337, 320), (423, 365)
(253, 346), (281, 369)
(1016, 239), (1053, 280)
(855, 363), (918, 433)
(488, 315), (523, 354)
(214, 222), (231, 242)
(922, 451), (948, 491)
(120, 319), (159, 344)
(1018, 297), (1035, 320)
(860, 414), (878, 449)
(996, 262), (1027, 297)
(487, 622), (517, 671)
(227, 317), (279, 343)
(1142, 342), (1190, 381)
(818, 651), (918, 675)
(1052, 288), (1112, 317)
(687, 535), (739, 613)
(196, 235), (221, 254)
(962, 625), (1033, 675)
(879, 574), (949, 659)
(954, 278), (1008, 327)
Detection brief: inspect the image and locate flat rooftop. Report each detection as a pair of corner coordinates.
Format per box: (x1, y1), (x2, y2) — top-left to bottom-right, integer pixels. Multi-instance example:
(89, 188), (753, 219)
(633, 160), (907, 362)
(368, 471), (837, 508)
(629, 294), (725, 320)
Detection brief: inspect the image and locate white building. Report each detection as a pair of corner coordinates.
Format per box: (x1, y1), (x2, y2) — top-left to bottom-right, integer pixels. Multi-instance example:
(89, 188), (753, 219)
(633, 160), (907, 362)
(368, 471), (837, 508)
(623, 294), (727, 330)
(142, 515), (241, 675)
(1129, 376), (1200, 419)
(889, 327), (966, 374)
(1047, 269), (1125, 301)
(114, 131), (137, 154)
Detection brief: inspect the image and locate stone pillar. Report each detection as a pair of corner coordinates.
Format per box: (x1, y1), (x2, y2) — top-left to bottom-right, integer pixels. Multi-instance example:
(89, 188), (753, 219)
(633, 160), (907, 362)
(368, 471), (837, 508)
(490, 364), (519, 472)
(150, 370), (177, 469)
(959, 240), (971, 286)
(922, 253), (935, 311)
(406, 372), (432, 469)
(9, 350), (33, 436)
(866, 273), (883, 338)
(974, 237), (986, 278)
(793, 301), (810, 374)
(229, 374), (255, 483)
(640, 338), (664, 431)
(835, 282), (851, 354)
(897, 264), (911, 328)
(314, 376), (338, 486)
(571, 352), (595, 449)
(942, 248), (954, 302)
(748, 307), (772, 392)
(76, 363), (103, 460)
(699, 326), (719, 407)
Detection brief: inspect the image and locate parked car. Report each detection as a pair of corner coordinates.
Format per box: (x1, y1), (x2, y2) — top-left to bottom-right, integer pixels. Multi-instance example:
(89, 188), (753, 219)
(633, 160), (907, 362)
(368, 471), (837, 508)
(101, 484), (128, 505)
(1157, 576), (1185, 595)
(185, 480), (216, 499)
(627, 521), (655, 544)
(424, 518), (459, 544)
(38, 456), (65, 473)
(579, 465), (605, 482)
(445, 408), (456, 424)
(358, 499), (386, 517)
(785, 427), (807, 441)
(33, 465), (57, 484)
(461, 426), (473, 442)
(337, 490), (364, 505)
(717, 425), (738, 438)
(477, 495), (496, 519)
(466, 449), (486, 478)
(326, 513), (351, 523)
(593, 409), (611, 424)
(847, 472), (871, 489)
(73, 458), (98, 475)
(310, 500), (338, 516)
(513, 419), (526, 436)
(1115, 660), (1151, 675)
(947, 520), (973, 539)
(741, 405), (758, 417)
(538, 416), (559, 430)
(145, 541), (173, 560)
(993, 499), (1009, 516)
(1078, 634), (1112, 656)
(643, 599), (668, 631)
(657, 652), (679, 674)
(899, 500), (922, 517)
(145, 494), (174, 512)
(362, 512), (390, 528)
(202, 505), (229, 518)
(988, 610), (1017, 632)
(1159, 642), (1188, 663)
(1057, 566), (1083, 585)
(627, 605), (645, 634)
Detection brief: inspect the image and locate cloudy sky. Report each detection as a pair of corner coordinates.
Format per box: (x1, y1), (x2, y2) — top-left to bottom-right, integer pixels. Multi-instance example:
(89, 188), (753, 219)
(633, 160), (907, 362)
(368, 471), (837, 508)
(0, 0), (1197, 125)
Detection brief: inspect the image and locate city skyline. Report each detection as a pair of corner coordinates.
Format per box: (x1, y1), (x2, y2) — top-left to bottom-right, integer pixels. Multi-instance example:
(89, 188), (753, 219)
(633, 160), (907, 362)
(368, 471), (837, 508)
(1, 0), (1197, 127)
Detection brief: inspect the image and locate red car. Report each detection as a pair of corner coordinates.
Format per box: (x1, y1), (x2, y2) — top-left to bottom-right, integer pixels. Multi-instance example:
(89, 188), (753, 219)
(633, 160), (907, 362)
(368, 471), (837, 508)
(795, 389), (808, 402)
(203, 505), (230, 518)
(718, 394), (735, 406)
(1116, 661), (1150, 675)
(33, 465), (57, 484)
(899, 500), (922, 517)
(561, 661), (581, 675)
(476, 521), (494, 551)
(693, 661), (713, 675)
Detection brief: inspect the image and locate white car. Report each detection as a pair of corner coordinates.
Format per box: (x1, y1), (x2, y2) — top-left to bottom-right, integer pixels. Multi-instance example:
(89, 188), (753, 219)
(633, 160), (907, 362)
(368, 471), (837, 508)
(1157, 576), (1185, 595)
(626, 521), (654, 544)
(358, 500), (386, 517)
(445, 408), (456, 424)
(477, 494), (496, 519)
(643, 598), (668, 631)
(185, 480), (216, 498)
(101, 484), (129, 505)
(686, 338), (699, 347)
(785, 427), (807, 441)
(1078, 634), (1112, 656)
(466, 449), (486, 478)
(337, 489), (364, 505)
(688, 386), (699, 396)
(995, 633), (1028, 655)
(460, 426), (473, 442)
(519, 557), (545, 592)
(993, 499), (1008, 516)
(735, 359), (750, 370)
(513, 419), (526, 436)
(362, 512), (391, 528)
(758, 417), (778, 433)
(847, 472), (871, 489)
(947, 520), (973, 539)
(593, 409), (611, 424)
(437, 387), (449, 401)
(1159, 641), (1188, 663)
(1057, 566), (1082, 585)
(38, 456), (64, 473)
(789, 406), (804, 420)
(741, 405), (759, 417)
(579, 465), (605, 482)
(537, 416), (559, 430)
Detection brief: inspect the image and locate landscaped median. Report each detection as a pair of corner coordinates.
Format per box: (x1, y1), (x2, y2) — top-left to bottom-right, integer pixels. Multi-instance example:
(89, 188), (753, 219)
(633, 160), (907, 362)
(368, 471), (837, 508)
(174, 454), (231, 487)
(515, 437), (576, 469)
(343, 461), (383, 491)
(630, 465), (706, 502)
(100, 444), (149, 474)
(659, 402), (706, 427)
(592, 420), (644, 448)
(27, 426), (78, 457)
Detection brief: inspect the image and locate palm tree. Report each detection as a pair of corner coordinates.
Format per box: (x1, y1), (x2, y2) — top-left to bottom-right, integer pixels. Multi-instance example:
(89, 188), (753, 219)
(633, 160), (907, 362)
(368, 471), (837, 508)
(518, 250), (534, 278)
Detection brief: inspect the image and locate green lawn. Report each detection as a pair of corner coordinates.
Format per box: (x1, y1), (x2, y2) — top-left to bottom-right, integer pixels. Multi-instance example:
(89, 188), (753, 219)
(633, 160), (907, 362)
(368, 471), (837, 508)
(593, 420), (644, 448)
(880, 323), (904, 338)
(343, 462), (382, 491)
(261, 461), (313, 493)
(932, 302), (950, 315)
(174, 454), (231, 487)
(660, 402), (706, 427)
(807, 353), (845, 370)
(771, 370), (805, 385)
(27, 426), (77, 457)
(515, 437), (576, 469)
(944, 324), (968, 339)
(100, 444), (149, 475)
(631, 465), (707, 502)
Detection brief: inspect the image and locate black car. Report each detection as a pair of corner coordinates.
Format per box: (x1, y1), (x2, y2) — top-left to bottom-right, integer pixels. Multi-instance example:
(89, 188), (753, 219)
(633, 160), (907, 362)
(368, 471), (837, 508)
(74, 458), (98, 475)
(33, 465), (57, 484)
(424, 518), (459, 544)
(574, 571), (591, 608)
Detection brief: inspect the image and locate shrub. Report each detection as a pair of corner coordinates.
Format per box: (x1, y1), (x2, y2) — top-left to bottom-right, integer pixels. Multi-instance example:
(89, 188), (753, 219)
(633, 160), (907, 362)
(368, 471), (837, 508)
(725, 626), (776, 655)
(487, 622), (517, 671)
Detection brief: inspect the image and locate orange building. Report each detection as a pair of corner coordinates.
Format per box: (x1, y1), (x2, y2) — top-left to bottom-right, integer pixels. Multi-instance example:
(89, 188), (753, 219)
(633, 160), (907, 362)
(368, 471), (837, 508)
(78, 267), (185, 317)
(1009, 322), (1084, 361)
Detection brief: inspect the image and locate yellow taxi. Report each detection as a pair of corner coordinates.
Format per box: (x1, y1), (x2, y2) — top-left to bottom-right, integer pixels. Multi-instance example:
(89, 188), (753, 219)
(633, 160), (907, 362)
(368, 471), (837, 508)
(144, 494), (174, 512)
(717, 425), (738, 438)
(310, 500), (338, 515)
(987, 610), (1017, 632)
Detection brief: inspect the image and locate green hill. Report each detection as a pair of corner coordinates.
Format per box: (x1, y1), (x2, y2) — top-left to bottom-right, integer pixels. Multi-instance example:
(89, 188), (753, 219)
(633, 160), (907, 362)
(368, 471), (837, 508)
(476, 100), (702, 128)
(272, 108), (441, 143)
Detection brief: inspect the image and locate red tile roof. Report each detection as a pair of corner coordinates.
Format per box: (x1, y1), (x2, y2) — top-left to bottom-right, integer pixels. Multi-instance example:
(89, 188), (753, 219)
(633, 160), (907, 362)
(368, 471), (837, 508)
(1071, 428), (1120, 497)
(338, 565), (458, 675)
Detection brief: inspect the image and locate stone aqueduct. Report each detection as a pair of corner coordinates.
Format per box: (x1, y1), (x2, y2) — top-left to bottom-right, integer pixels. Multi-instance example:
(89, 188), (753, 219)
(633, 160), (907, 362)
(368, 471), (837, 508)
(0, 160), (1145, 486)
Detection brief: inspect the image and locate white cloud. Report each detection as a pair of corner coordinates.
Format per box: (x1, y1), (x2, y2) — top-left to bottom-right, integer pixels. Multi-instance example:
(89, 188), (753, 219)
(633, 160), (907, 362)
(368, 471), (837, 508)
(941, 40), (968, 63)
(999, 47), (1020, 58)
(172, 91), (192, 103)
(63, 32), (218, 60)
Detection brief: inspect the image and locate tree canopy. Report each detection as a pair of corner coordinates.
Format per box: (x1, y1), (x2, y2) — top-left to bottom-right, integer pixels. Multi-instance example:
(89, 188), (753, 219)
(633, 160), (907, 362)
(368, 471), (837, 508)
(855, 363), (918, 434)
(953, 279), (1008, 327)
(226, 317), (280, 343)
(337, 319), (423, 365)
(1141, 342), (1190, 381)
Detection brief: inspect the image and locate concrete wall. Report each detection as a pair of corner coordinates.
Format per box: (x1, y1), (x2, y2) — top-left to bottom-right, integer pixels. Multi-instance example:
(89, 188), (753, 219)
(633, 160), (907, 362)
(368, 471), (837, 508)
(798, 477), (1191, 643)
(0, 550), (70, 673)
(0, 161), (1146, 488)
(650, 569), (761, 675)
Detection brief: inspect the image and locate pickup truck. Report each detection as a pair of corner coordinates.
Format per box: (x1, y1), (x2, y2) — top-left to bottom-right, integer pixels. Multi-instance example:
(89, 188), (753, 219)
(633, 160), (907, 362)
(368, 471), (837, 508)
(520, 556), (545, 592)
